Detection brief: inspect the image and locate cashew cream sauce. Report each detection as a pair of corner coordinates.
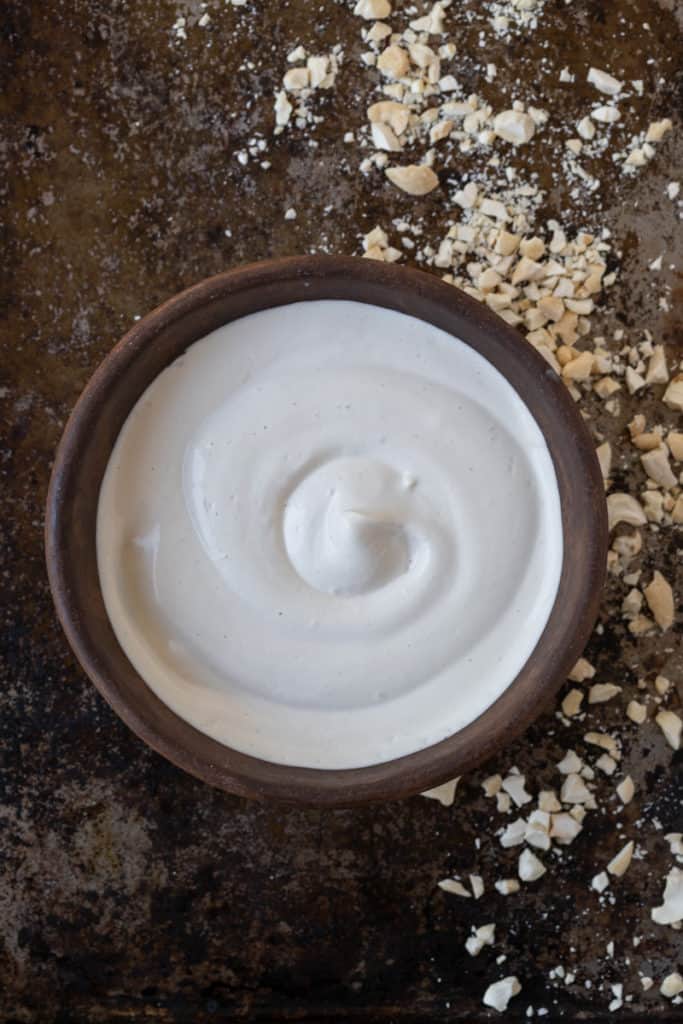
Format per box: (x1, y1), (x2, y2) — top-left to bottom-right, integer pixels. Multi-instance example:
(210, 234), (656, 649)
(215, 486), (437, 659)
(97, 300), (563, 768)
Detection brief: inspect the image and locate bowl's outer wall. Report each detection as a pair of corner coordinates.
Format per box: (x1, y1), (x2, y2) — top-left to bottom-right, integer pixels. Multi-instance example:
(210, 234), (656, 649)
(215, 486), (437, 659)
(45, 256), (608, 806)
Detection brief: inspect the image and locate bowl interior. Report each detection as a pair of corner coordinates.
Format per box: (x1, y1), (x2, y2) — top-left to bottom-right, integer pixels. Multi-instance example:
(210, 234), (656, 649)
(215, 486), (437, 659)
(45, 256), (607, 806)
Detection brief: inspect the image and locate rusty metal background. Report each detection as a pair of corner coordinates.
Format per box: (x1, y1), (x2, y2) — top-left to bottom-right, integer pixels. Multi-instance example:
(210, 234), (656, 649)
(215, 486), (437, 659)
(1, 0), (682, 1020)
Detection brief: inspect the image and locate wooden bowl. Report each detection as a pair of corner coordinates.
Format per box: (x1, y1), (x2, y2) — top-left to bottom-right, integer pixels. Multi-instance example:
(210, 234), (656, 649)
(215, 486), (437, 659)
(45, 256), (607, 807)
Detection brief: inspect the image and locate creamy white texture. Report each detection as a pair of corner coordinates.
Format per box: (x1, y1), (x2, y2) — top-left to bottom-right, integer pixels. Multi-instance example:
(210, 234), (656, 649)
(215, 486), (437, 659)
(97, 300), (563, 769)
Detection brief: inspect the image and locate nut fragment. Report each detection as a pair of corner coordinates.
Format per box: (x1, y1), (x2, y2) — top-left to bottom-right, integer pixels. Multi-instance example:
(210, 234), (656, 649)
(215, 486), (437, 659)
(656, 710), (682, 751)
(550, 812), (583, 844)
(518, 848), (546, 881)
(511, 256), (545, 285)
(438, 877), (470, 897)
(607, 493), (647, 530)
(470, 874), (485, 899)
(626, 366), (646, 394)
(494, 230), (520, 256)
(626, 700), (647, 724)
(367, 100), (410, 135)
(408, 42), (438, 70)
(377, 44), (410, 78)
(641, 448), (677, 489)
(500, 818), (527, 848)
(538, 295), (564, 322)
(652, 867), (683, 926)
(465, 923), (495, 956)
(616, 776), (635, 804)
(662, 374), (683, 411)
(587, 67), (623, 95)
(596, 753), (617, 775)
(422, 776), (460, 806)
(562, 351), (594, 381)
(661, 973), (683, 999)
(629, 413), (646, 438)
(274, 90), (293, 126)
(501, 773), (532, 807)
(594, 376), (620, 398)
(585, 731), (620, 756)
(592, 105), (621, 124)
(646, 118), (673, 142)
(607, 840), (634, 877)
(569, 658), (596, 683)
(592, 871), (610, 893)
(538, 790), (562, 813)
(560, 773), (592, 804)
(622, 588), (643, 618)
(482, 774), (502, 797)
(385, 164), (439, 196)
(525, 810), (551, 850)
(430, 119), (453, 144)
(612, 529), (642, 562)
(371, 122), (402, 151)
(409, 2), (448, 33)
(283, 67), (310, 91)
(557, 749), (583, 774)
(562, 689), (584, 717)
(483, 977), (521, 1013)
(655, 675), (672, 696)
(596, 442), (611, 481)
(495, 878), (520, 895)
(493, 110), (536, 145)
(644, 571), (675, 630)
(668, 432), (683, 461)
(308, 55), (335, 88)
(589, 683), (622, 704)
(354, 0), (392, 18)
(645, 345), (669, 384)
(632, 432), (661, 452)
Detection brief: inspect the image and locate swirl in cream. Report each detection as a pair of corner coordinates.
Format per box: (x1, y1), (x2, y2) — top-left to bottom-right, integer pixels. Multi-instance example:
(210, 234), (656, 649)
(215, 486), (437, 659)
(97, 300), (563, 768)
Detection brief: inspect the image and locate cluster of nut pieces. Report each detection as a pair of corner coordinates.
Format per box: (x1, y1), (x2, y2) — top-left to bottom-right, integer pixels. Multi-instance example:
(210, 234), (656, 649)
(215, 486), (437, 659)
(356, 0), (547, 192)
(363, 181), (615, 373)
(487, 0), (545, 37)
(274, 46), (343, 131)
(273, 0), (548, 189)
(367, 96), (545, 193)
(429, 692), (683, 1009)
(434, 746), (640, 894)
(332, 2), (672, 198)
(562, 658), (682, 763)
(561, 68), (673, 190)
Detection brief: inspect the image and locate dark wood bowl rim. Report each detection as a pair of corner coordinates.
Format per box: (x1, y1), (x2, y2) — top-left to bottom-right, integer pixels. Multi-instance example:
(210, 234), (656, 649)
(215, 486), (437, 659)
(45, 256), (607, 807)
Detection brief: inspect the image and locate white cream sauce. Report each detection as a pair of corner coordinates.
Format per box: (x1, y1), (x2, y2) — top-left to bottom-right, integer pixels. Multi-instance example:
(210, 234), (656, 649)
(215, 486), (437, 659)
(97, 300), (563, 769)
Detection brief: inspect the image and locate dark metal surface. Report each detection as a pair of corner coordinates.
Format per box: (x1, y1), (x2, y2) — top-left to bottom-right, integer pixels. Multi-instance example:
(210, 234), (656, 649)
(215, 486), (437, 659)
(1, 0), (682, 1020)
